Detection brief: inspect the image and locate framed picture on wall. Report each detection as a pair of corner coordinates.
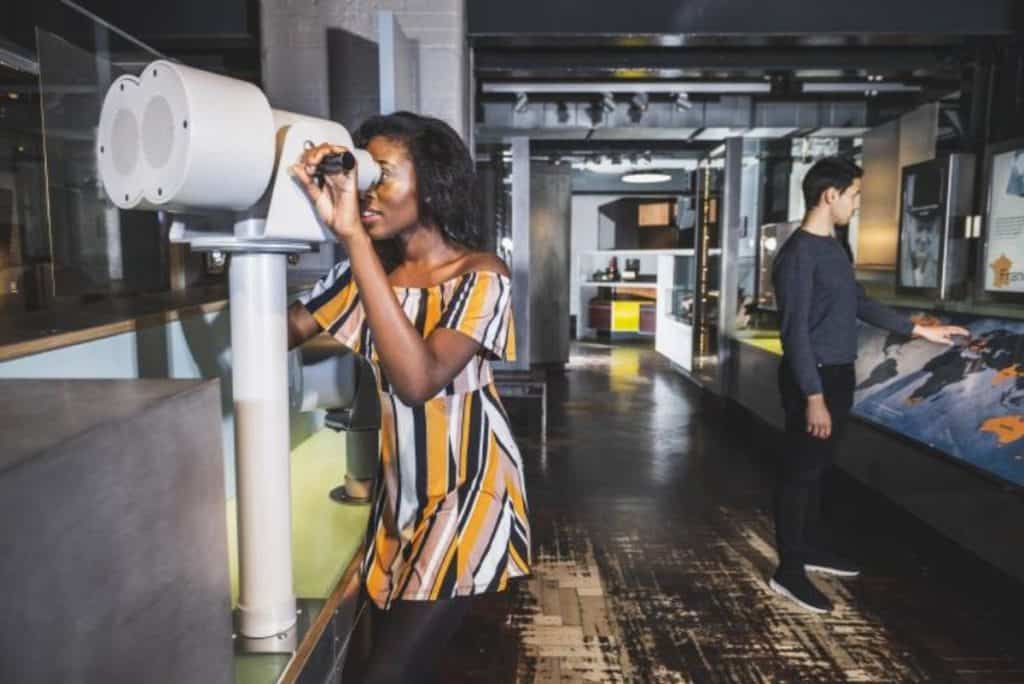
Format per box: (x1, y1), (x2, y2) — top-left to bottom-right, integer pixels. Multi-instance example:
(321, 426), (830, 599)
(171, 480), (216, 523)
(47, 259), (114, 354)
(982, 138), (1024, 295)
(896, 159), (945, 294)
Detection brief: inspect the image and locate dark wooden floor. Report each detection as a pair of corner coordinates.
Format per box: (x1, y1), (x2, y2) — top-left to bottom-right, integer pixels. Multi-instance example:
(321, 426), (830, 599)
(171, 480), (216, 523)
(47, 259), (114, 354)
(437, 342), (1024, 683)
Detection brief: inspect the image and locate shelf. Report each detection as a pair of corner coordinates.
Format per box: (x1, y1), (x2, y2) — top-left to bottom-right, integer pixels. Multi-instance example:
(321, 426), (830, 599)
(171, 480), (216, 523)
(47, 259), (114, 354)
(582, 281), (658, 288)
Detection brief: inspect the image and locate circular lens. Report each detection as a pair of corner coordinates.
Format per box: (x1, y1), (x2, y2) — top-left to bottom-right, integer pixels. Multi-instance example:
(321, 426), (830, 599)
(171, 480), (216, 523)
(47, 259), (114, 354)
(142, 96), (175, 170)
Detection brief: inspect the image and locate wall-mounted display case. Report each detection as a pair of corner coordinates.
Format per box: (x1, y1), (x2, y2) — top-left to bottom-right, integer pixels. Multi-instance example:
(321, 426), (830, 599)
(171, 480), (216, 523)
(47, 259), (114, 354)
(896, 154), (974, 299)
(982, 139), (1024, 296)
(655, 252), (696, 371)
(665, 254), (696, 326)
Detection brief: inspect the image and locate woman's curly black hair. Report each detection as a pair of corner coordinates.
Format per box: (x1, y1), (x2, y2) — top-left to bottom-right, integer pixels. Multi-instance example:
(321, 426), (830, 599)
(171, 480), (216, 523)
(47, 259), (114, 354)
(354, 111), (481, 250)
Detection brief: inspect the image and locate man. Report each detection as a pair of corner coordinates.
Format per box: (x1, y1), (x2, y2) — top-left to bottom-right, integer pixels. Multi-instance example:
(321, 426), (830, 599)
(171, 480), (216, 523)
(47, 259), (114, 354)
(770, 157), (967, 613)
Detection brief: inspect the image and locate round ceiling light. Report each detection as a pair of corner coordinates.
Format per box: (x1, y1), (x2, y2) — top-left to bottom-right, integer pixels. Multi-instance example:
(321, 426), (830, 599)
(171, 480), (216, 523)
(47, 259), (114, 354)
(621, 171), (671, 184)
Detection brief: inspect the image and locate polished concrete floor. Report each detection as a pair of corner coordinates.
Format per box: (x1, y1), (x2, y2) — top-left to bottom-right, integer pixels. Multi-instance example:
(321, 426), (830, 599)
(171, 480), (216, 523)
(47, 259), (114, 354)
(437, 341), (1024, 683)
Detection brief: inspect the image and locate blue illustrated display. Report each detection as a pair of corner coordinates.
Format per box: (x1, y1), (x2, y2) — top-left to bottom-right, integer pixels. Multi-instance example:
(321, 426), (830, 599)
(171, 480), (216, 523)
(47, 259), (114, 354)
(854, 310), (1024, 487)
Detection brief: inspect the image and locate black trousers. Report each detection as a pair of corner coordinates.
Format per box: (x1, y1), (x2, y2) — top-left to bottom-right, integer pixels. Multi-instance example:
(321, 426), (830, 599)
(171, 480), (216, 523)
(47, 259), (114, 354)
(775, 360), (855, 573)
(341, 594), (474, 683)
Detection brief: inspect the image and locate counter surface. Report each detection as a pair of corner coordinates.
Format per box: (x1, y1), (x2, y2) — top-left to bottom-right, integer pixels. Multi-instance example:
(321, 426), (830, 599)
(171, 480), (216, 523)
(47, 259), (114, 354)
(0, 288), (229, 362)
(0, 378), (217, 473)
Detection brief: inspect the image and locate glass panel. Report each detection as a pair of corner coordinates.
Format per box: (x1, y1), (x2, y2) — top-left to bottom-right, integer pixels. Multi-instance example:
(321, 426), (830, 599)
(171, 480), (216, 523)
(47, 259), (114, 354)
(665, 253), (695, 324)
(0, 56), (48, 315)
(36, 27), (169, 300)
(1, 3), (231, 347)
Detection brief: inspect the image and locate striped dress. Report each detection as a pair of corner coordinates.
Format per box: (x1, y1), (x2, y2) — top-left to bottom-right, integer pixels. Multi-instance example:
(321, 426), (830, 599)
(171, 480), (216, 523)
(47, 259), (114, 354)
(301, 261), (531, 609)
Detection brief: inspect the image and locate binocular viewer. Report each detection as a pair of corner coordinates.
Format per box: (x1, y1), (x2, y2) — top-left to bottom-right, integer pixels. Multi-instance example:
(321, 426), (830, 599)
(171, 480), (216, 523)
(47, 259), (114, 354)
(91, 60), (388, 641)
(96, 59), (378, 245)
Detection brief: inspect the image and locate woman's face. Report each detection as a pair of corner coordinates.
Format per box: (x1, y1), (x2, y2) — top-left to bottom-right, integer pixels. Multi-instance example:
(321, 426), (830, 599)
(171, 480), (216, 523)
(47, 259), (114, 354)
(359, 136), (421, 240)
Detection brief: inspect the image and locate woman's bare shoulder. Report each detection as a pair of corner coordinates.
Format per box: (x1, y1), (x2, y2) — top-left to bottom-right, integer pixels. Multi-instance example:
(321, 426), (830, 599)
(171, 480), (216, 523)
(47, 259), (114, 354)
(460, 252), (510, 278)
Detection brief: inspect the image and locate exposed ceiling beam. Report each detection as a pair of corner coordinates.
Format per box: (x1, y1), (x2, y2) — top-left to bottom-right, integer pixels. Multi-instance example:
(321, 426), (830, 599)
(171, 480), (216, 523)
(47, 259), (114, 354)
(482, 81), (773, 94)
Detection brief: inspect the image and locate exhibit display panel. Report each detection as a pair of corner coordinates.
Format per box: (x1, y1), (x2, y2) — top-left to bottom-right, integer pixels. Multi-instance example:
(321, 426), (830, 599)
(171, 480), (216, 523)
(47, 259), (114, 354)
(982, 139), (1024, 295)
(854, 307), (1024, 487)
(896, 155), (973, 299)
(898, 160), (945, 289)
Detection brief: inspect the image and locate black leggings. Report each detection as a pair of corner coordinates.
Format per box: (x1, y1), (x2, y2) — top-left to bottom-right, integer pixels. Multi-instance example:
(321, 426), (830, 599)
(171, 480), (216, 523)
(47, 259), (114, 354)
(342, 595), (474, 683)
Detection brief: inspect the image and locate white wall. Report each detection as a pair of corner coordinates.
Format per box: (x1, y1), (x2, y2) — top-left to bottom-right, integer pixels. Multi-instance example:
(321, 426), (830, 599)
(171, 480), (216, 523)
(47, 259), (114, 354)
(570, 195), (608, 318)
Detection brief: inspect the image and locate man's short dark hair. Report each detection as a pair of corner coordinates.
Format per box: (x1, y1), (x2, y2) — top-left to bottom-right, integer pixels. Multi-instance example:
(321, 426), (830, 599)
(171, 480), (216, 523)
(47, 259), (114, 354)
(802, 157), (863, 209)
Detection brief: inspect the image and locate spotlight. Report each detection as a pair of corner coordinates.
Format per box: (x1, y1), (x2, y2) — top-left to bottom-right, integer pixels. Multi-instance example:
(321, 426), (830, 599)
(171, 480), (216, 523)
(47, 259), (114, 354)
(514, 92), (529, 113)
(600, 92), (616, 115)
(673, 92), (692, 111)
(556, 101), (570, 123)
(627, 92), (648, 123)
(642, 150), (653, 164)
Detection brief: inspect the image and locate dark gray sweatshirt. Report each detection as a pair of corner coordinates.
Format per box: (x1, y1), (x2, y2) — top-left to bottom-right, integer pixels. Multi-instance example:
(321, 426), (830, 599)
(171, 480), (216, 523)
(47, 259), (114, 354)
(772, 229), (914, 396)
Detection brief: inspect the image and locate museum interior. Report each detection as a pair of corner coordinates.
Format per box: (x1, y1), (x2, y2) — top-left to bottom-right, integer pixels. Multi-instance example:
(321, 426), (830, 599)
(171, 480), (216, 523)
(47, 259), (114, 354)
(2, 1), (1024, 682)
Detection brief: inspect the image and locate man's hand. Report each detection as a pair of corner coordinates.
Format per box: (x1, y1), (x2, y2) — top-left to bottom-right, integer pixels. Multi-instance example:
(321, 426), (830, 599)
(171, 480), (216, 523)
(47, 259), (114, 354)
(806, 394), (832, 440)
(913, 324), (970, 346)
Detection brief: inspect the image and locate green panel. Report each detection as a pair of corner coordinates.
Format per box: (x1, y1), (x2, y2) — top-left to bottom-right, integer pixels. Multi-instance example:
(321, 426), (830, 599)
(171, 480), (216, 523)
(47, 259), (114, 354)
(226, 428), (371, 606)
(233, 654), (292, 684)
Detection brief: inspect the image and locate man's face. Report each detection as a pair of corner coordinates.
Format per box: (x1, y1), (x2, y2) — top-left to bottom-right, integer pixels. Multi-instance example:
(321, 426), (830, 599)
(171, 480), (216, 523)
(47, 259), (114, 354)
(829, 177), (862, 226)
(910, 220), (937, 268)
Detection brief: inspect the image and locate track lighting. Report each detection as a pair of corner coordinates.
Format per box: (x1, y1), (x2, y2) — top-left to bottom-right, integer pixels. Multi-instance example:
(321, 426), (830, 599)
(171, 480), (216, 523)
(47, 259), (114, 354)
(556, 100), (570, 123)
(600, 92), (616, 114)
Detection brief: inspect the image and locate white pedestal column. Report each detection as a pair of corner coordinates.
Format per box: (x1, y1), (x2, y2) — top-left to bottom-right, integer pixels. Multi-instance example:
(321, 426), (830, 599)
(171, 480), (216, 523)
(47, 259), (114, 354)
(230, 251), (296, 638)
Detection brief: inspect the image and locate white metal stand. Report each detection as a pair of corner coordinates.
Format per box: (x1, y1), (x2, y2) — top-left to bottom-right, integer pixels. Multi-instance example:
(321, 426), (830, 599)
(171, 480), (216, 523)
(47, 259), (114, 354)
(229, 251), (297, 638)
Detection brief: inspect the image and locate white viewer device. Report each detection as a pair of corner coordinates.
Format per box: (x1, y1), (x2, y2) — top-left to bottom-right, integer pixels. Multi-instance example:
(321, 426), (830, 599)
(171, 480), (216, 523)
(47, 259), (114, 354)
(95, 60), (379, 646)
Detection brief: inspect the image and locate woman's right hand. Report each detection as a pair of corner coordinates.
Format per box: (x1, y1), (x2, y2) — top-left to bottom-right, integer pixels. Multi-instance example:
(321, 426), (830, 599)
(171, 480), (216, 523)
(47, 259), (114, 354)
(805, 394), (832, 440)
(289, 143), (366, 243)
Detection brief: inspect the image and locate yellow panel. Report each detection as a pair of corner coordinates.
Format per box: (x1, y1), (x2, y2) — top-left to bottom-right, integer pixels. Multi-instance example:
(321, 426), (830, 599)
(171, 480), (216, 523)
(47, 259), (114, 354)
(611, 301), (641, 332)
(738, 335), (783, 356)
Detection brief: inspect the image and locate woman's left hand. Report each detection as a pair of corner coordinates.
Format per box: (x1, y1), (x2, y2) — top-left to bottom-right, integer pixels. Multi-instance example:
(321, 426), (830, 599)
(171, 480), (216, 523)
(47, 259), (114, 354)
(289, 143), (366, 242)
(913, 324), (970, 345)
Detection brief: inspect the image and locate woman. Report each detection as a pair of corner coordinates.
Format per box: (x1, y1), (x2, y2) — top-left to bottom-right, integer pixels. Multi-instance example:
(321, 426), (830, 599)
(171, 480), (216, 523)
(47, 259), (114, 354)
(286, 112), (530, 682)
